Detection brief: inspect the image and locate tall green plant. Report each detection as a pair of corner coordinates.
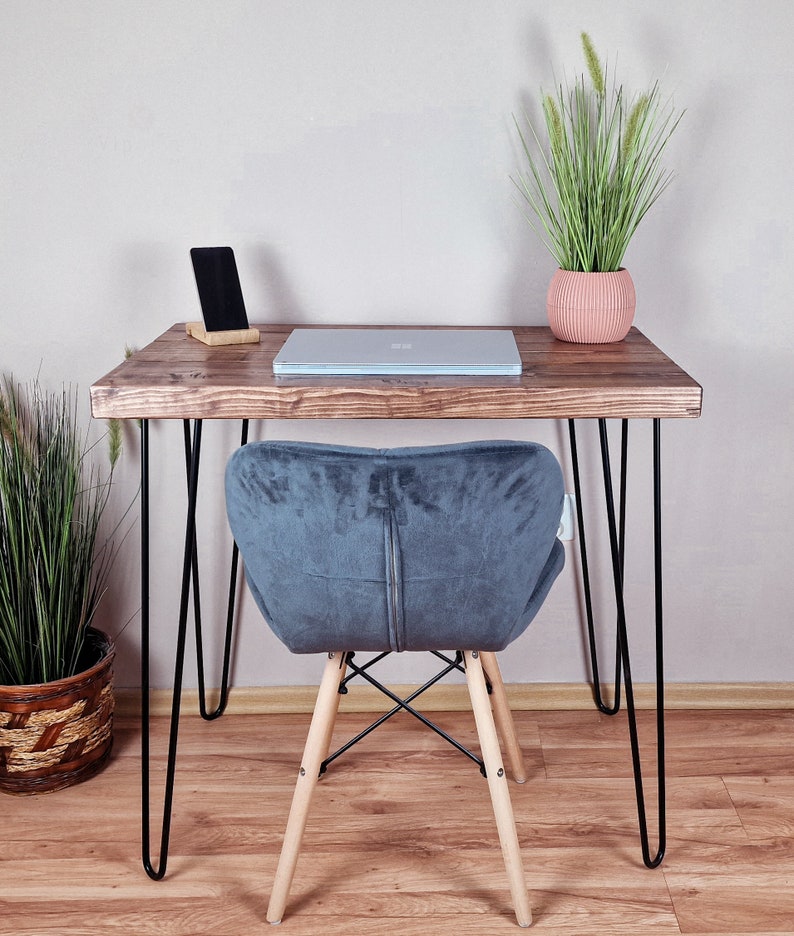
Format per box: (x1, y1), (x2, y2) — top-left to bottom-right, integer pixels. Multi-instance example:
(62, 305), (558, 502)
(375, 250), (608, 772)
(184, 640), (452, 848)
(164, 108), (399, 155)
(514, 33), (684, 272)
(0, 377), (119, 685)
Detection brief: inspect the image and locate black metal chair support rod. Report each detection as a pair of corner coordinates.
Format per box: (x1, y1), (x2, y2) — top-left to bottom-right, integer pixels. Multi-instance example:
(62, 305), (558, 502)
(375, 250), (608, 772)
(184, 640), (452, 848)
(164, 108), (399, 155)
(322, 651), (482, 774)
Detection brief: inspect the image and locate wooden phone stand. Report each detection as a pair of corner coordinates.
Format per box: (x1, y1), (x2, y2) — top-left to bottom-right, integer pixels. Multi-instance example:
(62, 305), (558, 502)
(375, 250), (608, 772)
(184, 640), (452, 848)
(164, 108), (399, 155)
(186, 322), (260, 346)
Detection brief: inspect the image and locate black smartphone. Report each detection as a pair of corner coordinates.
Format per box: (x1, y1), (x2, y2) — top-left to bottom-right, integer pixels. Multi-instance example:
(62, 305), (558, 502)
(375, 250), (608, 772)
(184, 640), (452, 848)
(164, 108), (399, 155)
(190, 246), (249, 331)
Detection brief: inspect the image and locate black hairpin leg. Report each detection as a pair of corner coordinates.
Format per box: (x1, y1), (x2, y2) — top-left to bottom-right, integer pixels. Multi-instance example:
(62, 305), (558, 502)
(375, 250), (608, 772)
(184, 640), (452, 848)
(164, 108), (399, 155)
(183, 419), (249, 721)
(141, 418), (203, 880)
(568, 417), (666, 869)
(141, 418), (248, 879)
(568, 419), (626, 715)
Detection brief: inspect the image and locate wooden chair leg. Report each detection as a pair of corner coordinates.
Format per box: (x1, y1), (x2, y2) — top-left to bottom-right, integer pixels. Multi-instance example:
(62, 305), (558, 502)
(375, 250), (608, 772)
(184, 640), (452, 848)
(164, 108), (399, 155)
(480, 651), (528, 784)
(464, 650), (532, 928)
(267, 651), (348, 925)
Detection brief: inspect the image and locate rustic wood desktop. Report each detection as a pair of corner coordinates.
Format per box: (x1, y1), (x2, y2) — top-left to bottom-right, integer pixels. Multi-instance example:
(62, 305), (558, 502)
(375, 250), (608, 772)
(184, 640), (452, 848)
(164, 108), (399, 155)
(90, 323), (702, 882)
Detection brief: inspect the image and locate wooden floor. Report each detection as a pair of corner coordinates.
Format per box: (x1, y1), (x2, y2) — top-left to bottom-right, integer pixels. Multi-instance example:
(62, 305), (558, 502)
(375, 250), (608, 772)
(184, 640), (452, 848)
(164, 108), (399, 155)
(3, 705), (794, 935)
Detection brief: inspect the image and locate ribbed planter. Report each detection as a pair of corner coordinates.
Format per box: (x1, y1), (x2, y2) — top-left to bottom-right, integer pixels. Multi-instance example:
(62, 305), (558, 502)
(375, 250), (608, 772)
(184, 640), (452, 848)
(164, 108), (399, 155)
(547, 268), (636, 343)
(0, 628), (115, 795)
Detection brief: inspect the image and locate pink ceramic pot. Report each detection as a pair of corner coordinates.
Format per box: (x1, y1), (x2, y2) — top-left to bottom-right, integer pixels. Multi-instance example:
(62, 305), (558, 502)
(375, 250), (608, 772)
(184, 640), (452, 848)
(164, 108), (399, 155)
(546, 268), (636, 343)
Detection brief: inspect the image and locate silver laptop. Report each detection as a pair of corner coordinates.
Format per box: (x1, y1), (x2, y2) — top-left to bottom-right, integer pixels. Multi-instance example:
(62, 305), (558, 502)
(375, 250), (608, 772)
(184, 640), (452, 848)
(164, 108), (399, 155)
(272, 328), (522, 376)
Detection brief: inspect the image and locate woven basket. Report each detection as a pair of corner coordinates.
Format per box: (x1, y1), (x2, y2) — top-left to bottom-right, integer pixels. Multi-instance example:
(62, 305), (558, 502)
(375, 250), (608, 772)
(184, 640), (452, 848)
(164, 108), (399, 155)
(0, 628), (115, 795)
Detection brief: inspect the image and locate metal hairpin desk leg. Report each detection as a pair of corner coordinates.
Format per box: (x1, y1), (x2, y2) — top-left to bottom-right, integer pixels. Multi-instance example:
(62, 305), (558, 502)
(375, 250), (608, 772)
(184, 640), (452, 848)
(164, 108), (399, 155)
(183, 419), (249, 721)
(140, 418), (247, 880)
(568, 417), (666, 869)
(568, 420), (625, 716)
(141, 418), (200, 879)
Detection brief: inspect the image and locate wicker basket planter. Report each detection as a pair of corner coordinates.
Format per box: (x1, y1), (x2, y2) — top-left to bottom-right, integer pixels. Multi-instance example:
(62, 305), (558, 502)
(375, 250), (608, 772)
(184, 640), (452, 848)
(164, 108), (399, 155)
(0, 628), (115, 795)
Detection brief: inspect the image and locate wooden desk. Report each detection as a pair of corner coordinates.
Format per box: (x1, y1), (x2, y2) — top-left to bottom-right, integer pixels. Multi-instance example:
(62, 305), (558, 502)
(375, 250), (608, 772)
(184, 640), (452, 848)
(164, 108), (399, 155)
(90, 323), (701, 420)
(91, 323), (701, 881)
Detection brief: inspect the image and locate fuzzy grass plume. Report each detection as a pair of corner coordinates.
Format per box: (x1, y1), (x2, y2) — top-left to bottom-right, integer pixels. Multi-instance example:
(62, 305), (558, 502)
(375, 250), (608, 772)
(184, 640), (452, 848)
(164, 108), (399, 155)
(513, 33), (683, 273)
(581, 31), (605, 96)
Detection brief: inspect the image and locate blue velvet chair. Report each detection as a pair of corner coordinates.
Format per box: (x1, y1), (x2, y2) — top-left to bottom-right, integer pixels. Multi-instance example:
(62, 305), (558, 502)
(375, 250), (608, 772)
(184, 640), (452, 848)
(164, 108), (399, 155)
(225, 439), (565, 927)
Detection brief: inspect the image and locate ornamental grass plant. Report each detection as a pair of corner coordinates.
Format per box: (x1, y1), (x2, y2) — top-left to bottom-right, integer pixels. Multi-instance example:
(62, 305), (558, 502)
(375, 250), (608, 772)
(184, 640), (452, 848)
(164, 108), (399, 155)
(514, 32), (684, 273)
(0, 376), (122, 686)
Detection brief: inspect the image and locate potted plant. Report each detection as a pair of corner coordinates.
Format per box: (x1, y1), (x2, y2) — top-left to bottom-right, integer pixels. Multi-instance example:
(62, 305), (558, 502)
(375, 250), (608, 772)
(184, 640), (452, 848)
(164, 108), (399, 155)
(0, 376), (123, 794)
(514, 32), (683, 342)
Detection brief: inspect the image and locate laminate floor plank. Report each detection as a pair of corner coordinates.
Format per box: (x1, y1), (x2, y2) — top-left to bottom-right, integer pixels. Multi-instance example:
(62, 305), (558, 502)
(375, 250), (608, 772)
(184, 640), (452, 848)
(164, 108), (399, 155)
(723, 777), (794, 841)
(2, 709), (793, 934)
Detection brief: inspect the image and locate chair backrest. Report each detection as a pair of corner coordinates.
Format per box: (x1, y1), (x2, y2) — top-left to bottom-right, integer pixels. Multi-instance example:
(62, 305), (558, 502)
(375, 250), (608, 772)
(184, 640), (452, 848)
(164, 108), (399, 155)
(225, 440), (565, 654)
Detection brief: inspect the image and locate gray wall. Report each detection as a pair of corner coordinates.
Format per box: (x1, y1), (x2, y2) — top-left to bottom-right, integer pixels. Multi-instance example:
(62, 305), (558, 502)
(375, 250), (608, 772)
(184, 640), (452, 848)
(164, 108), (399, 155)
(2, 1), (792, 689)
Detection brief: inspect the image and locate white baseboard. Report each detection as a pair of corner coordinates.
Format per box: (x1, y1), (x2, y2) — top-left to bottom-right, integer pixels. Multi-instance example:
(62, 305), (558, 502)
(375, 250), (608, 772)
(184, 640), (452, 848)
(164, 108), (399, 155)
(115, 682), (794, 717)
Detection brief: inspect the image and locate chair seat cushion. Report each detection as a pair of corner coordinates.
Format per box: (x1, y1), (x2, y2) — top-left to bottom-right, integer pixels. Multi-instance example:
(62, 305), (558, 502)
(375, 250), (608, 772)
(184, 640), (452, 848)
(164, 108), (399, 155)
(226, 440), (564, 653)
